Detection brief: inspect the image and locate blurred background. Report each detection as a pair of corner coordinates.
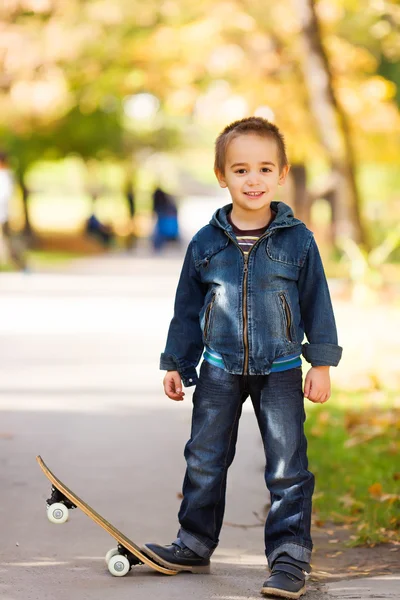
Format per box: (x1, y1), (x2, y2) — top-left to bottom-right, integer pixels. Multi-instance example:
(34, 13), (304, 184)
(1, 0), (399, 586)
(1, 0), (399, 265)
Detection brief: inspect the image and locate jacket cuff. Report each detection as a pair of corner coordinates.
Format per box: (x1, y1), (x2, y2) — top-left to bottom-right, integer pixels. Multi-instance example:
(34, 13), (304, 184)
(160, 353), (179, 371)
(159, 353), (199, 387)
(302, 343), (343, 367)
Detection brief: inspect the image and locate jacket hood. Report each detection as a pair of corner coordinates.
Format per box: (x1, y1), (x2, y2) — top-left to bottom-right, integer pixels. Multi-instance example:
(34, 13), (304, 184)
(209, 201), (303, 232)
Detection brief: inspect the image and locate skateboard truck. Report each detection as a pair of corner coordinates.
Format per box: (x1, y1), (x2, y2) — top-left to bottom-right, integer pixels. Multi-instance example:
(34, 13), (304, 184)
(46, 485), (77, 524)
(117, 544), (143, 567)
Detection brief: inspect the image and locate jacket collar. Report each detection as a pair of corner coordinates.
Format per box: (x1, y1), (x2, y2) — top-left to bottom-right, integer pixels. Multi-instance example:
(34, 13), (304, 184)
(209, 201), (302, 234)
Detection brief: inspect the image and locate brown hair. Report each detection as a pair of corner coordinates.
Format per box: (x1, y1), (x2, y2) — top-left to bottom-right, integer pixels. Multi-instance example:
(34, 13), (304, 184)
(214, 117), (288, 175)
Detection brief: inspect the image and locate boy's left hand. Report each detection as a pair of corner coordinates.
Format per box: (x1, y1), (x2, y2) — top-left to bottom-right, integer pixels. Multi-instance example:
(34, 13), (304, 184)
(304, 366), (331, 404)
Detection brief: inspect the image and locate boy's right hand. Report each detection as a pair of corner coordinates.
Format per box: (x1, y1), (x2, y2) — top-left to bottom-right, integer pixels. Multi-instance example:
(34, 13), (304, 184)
(163, 371), (185, 401)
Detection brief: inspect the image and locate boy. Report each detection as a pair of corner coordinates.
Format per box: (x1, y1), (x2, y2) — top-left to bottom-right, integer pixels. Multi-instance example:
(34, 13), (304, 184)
(143, 117), (343, 599)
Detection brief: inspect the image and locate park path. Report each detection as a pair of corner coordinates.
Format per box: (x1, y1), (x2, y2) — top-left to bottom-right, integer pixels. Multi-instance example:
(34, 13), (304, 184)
(0, 249), (398, 599)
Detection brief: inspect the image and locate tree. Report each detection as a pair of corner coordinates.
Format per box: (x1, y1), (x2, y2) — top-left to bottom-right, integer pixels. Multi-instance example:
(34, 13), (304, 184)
(292, 0), (366, 245)
(0, 0), (398, 243)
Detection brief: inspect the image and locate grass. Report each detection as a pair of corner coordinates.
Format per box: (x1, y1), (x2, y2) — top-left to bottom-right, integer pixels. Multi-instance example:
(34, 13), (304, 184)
(305, 388), (400, 546)
(27, 250), (87, 265)
(0, 250), (91, 272)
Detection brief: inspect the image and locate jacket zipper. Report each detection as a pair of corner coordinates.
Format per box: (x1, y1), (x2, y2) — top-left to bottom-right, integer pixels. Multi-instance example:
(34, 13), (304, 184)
(224, 230), (272, 375)
(279, 293), (293, 342)
(204, 293), (216, 340)
(243, 255), (249, 373)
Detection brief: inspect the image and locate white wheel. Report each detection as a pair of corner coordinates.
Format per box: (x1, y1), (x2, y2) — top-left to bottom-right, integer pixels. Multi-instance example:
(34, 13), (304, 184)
(108, 554), (130, 577)
(47, 502), (69, 524)
(105, 547), (119, 565)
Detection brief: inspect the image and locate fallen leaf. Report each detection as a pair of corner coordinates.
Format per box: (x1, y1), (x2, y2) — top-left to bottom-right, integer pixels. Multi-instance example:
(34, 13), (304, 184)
(318, 411), (330, 425)
(313, 492), (325, 500)
(368, 482), (383, 498)
(330, 511), (358, 524)
(311, 427), (324, 437)
(339, 494), (365, 511)
(224, 521), (262, 529)
(339, 494), (354, 508)
(380, 494), (400, 503)
(314, 520), (325, 527)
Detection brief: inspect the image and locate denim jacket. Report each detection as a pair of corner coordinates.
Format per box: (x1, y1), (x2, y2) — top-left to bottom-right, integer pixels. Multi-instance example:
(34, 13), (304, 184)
(160, 201), (343, 387)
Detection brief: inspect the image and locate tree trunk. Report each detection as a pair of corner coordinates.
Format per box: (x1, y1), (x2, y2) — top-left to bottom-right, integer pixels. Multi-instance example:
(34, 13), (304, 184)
(17, 171), (32, 235)
(293, 0), (367, 247)
(290, 164), (313, 226)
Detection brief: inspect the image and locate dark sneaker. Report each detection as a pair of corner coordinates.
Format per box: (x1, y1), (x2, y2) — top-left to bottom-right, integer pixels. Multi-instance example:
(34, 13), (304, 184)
(142, 542), (210, 573)
(261, 557), (310, 599)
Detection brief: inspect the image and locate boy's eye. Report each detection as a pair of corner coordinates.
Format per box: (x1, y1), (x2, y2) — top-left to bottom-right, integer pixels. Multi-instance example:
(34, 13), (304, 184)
(234, 168), (271, 174)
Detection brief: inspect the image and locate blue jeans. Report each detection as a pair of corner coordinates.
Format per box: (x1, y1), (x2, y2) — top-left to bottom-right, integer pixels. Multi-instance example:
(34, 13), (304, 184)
(175, 360), (314, 568)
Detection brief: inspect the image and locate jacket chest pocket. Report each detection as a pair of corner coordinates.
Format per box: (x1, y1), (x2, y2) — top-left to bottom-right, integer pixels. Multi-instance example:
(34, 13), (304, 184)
(266, 236), (304, 281)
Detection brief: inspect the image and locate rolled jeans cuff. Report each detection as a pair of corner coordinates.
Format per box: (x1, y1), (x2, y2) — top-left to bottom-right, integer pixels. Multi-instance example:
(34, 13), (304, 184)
(267, 542), (312, 569)
(176, 528), (216, 559)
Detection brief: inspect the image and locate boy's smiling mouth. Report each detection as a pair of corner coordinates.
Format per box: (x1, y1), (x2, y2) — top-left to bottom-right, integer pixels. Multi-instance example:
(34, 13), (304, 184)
(244, 191), (265, 197)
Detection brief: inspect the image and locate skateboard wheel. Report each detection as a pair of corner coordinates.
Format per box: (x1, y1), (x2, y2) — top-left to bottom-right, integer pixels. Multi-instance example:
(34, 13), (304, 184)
(47, 502), (69, 524)
(108, 554), (130, 577)
(105, 548), (119, 565)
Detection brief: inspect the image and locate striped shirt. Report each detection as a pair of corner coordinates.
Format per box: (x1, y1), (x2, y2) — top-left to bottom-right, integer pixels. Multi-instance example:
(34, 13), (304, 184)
(203, 209), (302, 373)
(227, 211), (272, 254)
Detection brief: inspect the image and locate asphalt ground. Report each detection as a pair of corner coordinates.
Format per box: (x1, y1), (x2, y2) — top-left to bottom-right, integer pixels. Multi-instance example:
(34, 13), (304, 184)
(1, 256), (399, 599)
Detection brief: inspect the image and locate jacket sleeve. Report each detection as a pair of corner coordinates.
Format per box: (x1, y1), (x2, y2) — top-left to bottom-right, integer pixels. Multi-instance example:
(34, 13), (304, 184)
(298, 236), (343, 367)
(160, 240), (207, 386)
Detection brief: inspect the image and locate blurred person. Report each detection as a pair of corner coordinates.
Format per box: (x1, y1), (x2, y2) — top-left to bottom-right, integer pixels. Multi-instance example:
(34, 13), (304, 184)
(143, 117), (343, 599)
(85, 192), (114, 248)
(151, 186), (180, 252)
(0, 151), (26, 270)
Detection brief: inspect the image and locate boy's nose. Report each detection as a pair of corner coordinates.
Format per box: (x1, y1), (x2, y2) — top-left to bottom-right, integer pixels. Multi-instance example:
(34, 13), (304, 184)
(246, 172), (261, 185)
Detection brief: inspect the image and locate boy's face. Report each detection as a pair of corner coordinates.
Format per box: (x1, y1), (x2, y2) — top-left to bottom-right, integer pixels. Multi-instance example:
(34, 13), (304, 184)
(215, 134), (290, 213)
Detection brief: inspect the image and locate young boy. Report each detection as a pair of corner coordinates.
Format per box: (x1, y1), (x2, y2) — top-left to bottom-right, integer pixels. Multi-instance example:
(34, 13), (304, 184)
(143, 117), (343, 599)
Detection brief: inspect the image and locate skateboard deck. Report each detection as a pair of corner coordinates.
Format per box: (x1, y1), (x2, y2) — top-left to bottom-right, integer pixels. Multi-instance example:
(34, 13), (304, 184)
(36, 455), (178, 577)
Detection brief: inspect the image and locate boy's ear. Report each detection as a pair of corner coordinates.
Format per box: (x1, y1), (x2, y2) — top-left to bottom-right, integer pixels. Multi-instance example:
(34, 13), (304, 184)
(214, 168), (228, 188)
(278, 164), (290, 186)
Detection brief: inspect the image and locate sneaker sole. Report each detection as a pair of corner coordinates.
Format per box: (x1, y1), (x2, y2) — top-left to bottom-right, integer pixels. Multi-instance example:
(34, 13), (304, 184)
(260, 584), (306, 599)
(142, 544), (211, 574)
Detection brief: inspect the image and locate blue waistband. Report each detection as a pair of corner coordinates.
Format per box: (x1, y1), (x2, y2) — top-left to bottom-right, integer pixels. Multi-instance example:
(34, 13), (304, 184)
(203, 346), (302, 373)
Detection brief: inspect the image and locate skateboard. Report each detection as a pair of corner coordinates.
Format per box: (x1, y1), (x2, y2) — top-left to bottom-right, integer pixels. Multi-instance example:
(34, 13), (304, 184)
(36, 455), (178, 577)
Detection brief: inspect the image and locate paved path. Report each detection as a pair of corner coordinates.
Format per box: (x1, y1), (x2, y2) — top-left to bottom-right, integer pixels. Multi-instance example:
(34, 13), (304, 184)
(0, 257), (398, 599)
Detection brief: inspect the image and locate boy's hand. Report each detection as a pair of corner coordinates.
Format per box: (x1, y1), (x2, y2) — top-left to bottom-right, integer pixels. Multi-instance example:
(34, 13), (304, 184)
(304, 366), (331, 404)
(163, 370), (185, 401)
